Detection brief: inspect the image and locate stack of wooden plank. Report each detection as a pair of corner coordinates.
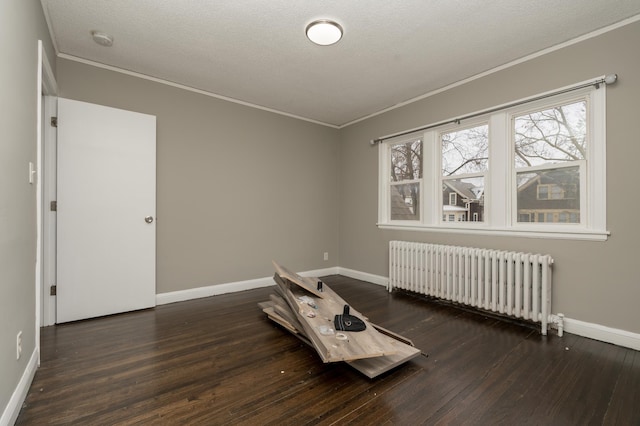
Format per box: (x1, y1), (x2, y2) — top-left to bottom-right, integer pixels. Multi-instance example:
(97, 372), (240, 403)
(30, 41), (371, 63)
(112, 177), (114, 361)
(258, 261), (422, 378)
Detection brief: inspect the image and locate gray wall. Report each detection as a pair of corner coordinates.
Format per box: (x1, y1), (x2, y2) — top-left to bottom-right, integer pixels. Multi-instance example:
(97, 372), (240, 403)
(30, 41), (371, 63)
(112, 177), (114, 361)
(56, 59), (340, 294)
(0, 0), (55, 416)
(339, 20), (640, 334)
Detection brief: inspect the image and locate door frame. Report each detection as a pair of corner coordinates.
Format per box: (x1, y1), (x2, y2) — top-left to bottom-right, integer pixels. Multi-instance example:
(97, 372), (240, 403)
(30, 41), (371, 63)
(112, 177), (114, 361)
(38, 41), (58, 337)
(41, 95), (57, 326)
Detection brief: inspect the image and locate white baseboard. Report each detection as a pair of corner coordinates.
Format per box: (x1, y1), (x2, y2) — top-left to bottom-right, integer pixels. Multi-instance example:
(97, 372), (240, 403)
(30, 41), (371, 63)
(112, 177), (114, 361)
(156, 267), (339, 305)
(157, 276), (274, 305)
(1, 348), (38, 426)
(337, 267), (388, 287)
(562, 317), (640, 351)
(299, 267), (339, 279)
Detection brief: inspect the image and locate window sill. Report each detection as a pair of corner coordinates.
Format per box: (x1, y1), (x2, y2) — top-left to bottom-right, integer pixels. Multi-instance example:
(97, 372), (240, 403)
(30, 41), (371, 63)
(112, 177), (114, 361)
(377, 223), (610, 241)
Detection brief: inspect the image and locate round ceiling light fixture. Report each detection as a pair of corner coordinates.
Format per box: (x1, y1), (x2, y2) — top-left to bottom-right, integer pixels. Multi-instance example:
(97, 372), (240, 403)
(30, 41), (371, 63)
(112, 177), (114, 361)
(91, 30), (114, 47)
(306, 20), (343, 46)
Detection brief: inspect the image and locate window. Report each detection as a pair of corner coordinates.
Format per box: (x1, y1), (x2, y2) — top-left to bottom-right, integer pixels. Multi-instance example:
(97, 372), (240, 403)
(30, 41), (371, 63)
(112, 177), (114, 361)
(378, 79), (607, 240)
(388, 138), (422, 221)
(514, 100), (585, 224)
(441, 124), (488, 223)
(537, 184), (566, 200)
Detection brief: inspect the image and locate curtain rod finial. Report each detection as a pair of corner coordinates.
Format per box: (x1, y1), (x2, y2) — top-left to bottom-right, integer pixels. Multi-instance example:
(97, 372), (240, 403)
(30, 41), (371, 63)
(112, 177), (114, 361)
(604, 74), (618, 85)
(370, 139), (379, 146)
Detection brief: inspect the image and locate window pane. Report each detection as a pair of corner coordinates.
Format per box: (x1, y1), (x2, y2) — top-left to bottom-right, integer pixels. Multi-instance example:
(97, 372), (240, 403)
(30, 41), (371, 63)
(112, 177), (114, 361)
(519, 213), (531, 222)
(514, 101), (586, 168)
(391, 139), (422, 182)
(442, 125), (489, 176)
(442, 177), (484, 222)
(390, 183), (420, 220)
(517, 166), (580, 223)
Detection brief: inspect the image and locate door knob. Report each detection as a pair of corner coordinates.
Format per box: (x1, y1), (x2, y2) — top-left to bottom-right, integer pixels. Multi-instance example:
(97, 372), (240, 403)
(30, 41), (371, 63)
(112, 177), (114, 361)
(145, 216), (154, 224)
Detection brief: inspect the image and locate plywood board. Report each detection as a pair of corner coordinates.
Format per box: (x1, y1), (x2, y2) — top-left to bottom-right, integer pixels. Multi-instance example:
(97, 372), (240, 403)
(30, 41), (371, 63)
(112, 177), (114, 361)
(270, 295), (306, 333)
(262, 306), (300, 334)
(272, 261), (325, 299)
(347, 337), (422, 378)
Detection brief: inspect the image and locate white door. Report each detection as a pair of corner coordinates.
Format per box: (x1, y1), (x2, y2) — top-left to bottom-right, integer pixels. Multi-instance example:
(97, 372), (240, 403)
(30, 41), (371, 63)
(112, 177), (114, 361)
(56, 98), (156, 323)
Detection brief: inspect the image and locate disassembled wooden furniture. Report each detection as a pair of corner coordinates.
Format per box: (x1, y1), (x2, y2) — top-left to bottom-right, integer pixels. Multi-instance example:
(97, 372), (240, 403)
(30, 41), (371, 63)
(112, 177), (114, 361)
(258, 261), (422, 378)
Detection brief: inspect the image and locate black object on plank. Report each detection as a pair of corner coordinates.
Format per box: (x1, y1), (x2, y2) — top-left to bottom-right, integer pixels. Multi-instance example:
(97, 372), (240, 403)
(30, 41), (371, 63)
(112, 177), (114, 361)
(334, 304), (366, 332)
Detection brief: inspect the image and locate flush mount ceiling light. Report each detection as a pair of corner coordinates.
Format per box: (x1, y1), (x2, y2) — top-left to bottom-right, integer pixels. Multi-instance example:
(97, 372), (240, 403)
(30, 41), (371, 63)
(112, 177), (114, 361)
(306, 20), (343, 46)
(91, 30), (113, 47)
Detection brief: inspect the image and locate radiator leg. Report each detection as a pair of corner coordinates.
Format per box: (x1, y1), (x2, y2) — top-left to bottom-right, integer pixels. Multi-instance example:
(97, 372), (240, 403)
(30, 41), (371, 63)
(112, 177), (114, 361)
(557, 313), (564, 337)
(548, 313), (565, 337)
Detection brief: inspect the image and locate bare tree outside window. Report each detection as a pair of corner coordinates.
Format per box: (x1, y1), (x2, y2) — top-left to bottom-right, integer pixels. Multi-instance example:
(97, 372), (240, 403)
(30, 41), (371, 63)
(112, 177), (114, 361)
(391, 139), (422, 181)
(514, 101), (586, 167)
(442, 125), (489, 176)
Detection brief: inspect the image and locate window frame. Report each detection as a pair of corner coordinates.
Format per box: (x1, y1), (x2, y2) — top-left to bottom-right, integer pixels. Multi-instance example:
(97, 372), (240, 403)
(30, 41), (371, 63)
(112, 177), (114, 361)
(438, 120), (489, 228)
(377, 79), (608, 241)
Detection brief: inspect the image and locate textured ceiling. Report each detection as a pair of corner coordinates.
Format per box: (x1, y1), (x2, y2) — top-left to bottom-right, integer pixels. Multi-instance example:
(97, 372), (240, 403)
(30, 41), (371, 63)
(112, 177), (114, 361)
(41, 1), (640, 127)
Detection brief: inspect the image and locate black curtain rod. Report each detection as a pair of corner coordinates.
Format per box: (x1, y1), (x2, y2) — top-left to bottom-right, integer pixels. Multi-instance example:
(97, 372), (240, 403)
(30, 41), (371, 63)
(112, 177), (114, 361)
(370, 74), (617, 145)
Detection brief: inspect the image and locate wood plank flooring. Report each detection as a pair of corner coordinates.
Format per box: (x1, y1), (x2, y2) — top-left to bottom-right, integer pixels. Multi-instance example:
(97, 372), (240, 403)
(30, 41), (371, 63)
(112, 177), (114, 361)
(17, 275), (640, 425)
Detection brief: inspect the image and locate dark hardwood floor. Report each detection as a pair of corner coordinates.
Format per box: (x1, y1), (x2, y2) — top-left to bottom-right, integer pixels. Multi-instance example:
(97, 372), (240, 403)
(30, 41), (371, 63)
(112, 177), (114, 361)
(17, 275), (640, 425)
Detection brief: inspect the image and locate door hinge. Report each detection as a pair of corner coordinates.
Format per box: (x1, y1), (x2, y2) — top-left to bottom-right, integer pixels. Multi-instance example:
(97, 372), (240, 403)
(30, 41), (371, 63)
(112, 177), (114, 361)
(50, 201), (57, 211)
(51, 117), (58, 127)
(50, 285), (57, 296)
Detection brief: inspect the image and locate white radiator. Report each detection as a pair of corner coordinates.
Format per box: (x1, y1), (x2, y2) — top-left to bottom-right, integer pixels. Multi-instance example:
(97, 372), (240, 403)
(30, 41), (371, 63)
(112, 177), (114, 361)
(388, 241), (563, 336)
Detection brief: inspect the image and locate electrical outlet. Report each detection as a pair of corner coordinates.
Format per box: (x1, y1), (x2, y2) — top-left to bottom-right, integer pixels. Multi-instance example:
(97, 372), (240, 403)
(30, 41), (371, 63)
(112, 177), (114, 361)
(16, 331), (22, 360)
(323, 252), (329, 261)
